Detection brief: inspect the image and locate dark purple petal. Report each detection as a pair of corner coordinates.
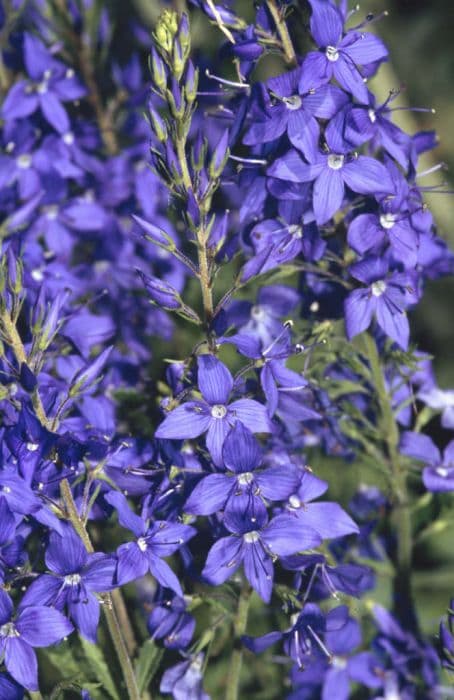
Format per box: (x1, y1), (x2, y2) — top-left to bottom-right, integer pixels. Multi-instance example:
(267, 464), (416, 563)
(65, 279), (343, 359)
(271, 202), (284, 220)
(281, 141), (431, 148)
(197, 354), (233, 404)
(45, 529), (88, 576)
(299, 52), (332, 94)
(184, 474), (231, 515)
(313, 168), (345, 225)
(399, 431), (440, 465)
(243, 542), (274, 602)
(206, 417), (231, 466)
(149, 521), (195, 556)
(256, 464), (300, 501)
(155, 402), (211, 440)
(296, 471), (329, 502)
(308, 0), (343, 47)
(116, 542), (148, 585)
(268, 151), (323, 183)
(69, 592), (100, 643)
(104, 491), (145, 537)
(20, 575), (62, 609)
(242, 631), (282, 654)
(333, 58), (369, 103)
(342, 157), (394, 195)
(223, 422), (262, 472)
(422, 466), (454, 492)
(262, 514), (322, 555)
(230, 398), (273, 434)
(17, 606), (73, 646)
(5, 638), (38, 691)
(0, 590), (13, 625)
(261, 364), (279, 416)
(202, 536), (243, 584)
(347, 214), (386, 255)
(295, 503), (359, 539)
(83, 554), (117, 592)
(322, 667), (350, 700)
(148, 554), (183, 596)
(39, 93), (70, 133)
(342, 33), (388, 65)
(344, 289), (375, 340)
(375, 297), (409, 349)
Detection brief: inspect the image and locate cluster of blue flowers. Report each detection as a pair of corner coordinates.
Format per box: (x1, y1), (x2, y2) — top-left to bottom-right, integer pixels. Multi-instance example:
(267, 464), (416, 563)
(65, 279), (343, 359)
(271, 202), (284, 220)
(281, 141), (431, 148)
(0, 0), (453, 698)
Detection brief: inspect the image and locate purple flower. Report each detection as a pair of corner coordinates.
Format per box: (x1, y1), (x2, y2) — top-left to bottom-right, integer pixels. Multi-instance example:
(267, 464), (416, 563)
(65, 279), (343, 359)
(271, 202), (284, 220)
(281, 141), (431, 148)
(202, 498), (321, 602)
(20, 527), (117, 643)
(344, 257), (418, 349)
(147, 593), (195, 650)
(300, 0), (388, 103)
(0, 589), (73, 690)
(400, 431), (454, 492)
(155, 354), (273, 465)
(105, 491), (195, 594)
(268, 135), (394, 225)
(160, 653), (209, 700)
(184, 422), (300, 516)
(285, 470), (359, 540)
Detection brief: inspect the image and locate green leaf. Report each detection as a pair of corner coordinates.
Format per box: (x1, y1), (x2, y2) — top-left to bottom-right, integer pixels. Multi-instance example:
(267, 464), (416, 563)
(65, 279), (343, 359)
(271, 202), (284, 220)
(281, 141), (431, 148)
(134, 639), (164, 694)
(80, 636), (121, 700)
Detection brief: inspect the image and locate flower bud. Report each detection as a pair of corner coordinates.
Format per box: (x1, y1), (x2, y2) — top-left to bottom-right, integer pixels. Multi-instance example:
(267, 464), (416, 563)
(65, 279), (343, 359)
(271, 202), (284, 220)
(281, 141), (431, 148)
(149, 47), (167, 91)
(149, 105), (167, 142)
(69, 346), (113, 396)
(155, 9), (179, 55)
(184, 61), (198, 104)
(209, 129), (230, 179)
(138, 270), (182, 310)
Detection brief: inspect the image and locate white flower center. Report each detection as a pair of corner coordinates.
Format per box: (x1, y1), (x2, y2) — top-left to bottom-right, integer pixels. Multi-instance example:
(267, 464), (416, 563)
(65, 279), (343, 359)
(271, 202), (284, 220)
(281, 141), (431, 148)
(284, 95), (302, 111)
(327, 153), (344, 170)
(380, 213), (397, 230)
(436, 467), (449, 478)
(289, 224), (303, 239)
(16, 154), (32, 169)
(331, 655), (347, 669)
(137, 537), (148, 552)
(251, 305), (265, 321)
(243, 531), (260, 544)
(2, 486), (11, 494)
(211, 404), (227, 419)
(66, 68), (75, 79)
(368, 109), (377, 123)
(310, 301), (319, 313)
(63, 131), (75, 145)
(371, 280), (387, 297)
(46, 205), (59, 220)
(37, 80), (48, 94)
(64, 573), (82, 586)
(237, 472), (254, 486)
(325, 46), (339, 62)
(0, 622), (19, 638)
(289, 494), (301, 509)
(26, 442), (39, 452)
(31, 269), (44, 282)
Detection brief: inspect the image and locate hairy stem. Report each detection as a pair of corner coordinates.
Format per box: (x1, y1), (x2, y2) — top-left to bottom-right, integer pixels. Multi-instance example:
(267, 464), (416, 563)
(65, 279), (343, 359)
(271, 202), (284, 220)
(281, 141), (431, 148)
(225, 584), (251, 700)
(60, 480), (142, 700)
(265, 0), (297, 66)
(175, 135), (214, 327)
(363, 333), (416, 632)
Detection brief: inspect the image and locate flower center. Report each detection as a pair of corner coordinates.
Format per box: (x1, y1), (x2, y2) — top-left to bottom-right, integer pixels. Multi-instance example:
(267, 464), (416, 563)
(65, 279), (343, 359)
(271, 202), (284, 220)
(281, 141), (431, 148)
(436, 467), (449, 478)
(46, 205), (59, 220)
(371, 280), (387, 297)
(331, 656), (347, 669)
(16, 154), (32, 169)
(1, 486), (11, 494)
(211, 404), (227, 419)
(368, 109), (377, 123)
(327, 154), (344, 170)
(26, 442), (39, 452)
(0, 622), (19, 638)
(289, 494), (301, 509)
(243, 531), (260, 543)
(63, 131), (75, 145)
(251, 305), (266, 321)
(288, 224), (303, 239)
(284, 95), (302, 111)
(237, 472), (254, 486)
(137, 537), (148, 552)
(64, 573), (82, 586)
(325, 46), (339, 62)
(36, 80), (48, 94)
(380, 213), (397, 230)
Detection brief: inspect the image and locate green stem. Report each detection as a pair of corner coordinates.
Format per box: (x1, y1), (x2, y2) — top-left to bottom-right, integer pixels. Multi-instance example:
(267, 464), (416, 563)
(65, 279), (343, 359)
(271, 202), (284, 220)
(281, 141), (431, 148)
(29, 691), (44, 700)
(362, 333), (416, 631)
(265, 0), (297, 65)
(175, 135), (214, 327)
(60, 480), (142, 700)
(225, 585), (251, 700)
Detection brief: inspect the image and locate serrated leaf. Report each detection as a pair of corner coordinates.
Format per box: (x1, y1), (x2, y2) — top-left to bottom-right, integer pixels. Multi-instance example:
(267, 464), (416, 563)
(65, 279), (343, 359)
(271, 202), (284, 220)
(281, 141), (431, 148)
(134, 639), (164, 694)
(80, 636), (121, 700)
